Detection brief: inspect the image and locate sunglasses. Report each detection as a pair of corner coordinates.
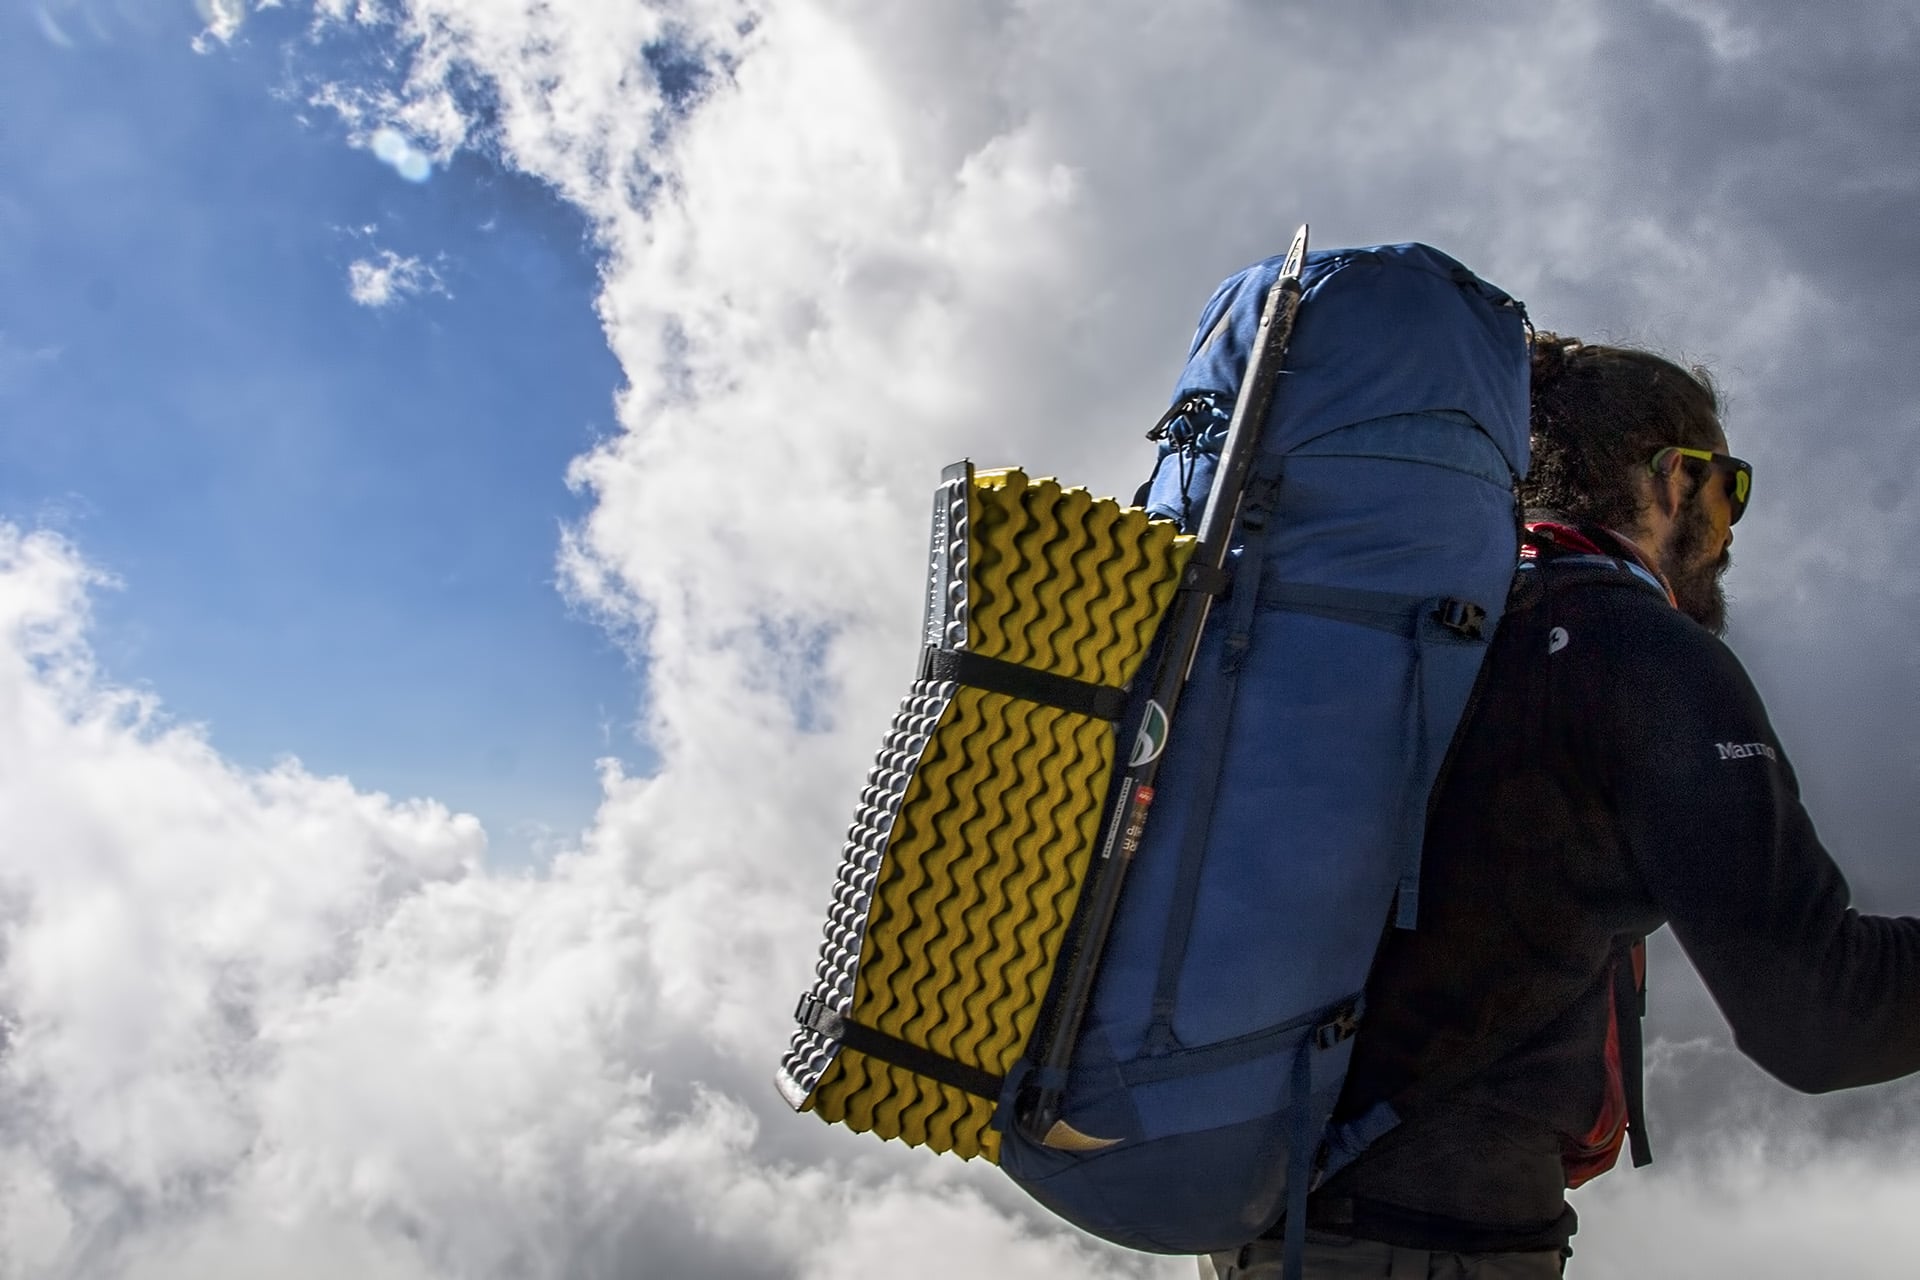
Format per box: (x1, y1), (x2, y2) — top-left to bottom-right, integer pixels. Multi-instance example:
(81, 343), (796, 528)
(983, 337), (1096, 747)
(1650, 446), (1753, 525)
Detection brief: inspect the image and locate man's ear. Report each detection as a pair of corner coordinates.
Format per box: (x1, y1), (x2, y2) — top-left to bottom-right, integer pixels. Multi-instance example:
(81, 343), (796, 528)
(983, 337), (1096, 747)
(1652, 452), (1688, 519)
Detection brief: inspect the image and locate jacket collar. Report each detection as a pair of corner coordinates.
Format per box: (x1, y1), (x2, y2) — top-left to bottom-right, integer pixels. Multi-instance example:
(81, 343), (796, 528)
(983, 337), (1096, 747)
(1523, 512), (1677, 608)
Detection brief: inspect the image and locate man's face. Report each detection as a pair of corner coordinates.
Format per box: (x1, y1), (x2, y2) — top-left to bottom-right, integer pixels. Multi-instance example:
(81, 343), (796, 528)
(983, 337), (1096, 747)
(1661, 432), (1736, 635)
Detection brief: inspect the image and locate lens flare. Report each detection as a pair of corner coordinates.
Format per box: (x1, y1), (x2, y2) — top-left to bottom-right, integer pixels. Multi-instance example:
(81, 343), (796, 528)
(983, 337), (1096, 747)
(370, 127), (434, 183)
(371, 128), (409, 164)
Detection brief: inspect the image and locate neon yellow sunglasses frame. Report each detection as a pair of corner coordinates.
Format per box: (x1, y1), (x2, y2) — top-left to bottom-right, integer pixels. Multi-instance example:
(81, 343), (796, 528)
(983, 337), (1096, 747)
(1650, 446), (1752, 524)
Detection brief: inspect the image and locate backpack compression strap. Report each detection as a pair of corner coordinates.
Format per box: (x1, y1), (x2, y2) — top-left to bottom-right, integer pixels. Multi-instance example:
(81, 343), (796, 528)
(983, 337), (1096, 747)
(794, 994), (1004, 1101)
(919, 647), (1130, 721)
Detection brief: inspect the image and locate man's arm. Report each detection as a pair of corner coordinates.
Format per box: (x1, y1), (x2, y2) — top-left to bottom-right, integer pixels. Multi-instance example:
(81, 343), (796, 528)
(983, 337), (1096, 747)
(1599, 607), (1920, 1093)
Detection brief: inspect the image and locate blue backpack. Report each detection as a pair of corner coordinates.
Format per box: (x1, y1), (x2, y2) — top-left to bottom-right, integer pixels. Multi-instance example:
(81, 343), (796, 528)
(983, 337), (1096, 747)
(995, 244), (1532, 1257)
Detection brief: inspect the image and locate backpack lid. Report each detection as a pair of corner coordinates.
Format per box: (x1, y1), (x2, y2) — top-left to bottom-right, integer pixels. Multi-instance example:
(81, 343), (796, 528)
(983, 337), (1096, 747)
(1177, 243), (1531, 476)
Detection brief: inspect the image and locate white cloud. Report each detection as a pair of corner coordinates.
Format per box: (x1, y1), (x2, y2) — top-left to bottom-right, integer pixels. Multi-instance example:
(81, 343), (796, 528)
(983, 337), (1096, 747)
(193, 0), (251, 48)
(347, 250), (448, 308)
(0, 521), (1173, 1278)
(443, 0), (1920, 1269)
(12, 0), (1920, 1276)
(1574, 1131), (1920, 1277)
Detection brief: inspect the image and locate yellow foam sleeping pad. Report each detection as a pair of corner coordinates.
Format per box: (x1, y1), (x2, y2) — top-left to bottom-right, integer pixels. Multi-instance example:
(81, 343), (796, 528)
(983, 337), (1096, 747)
(777, 463), (1195, 1162)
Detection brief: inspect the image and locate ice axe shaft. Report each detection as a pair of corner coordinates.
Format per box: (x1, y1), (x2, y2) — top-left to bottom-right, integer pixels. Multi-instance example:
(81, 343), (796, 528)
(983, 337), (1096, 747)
(1019, 224), (1310, 1144)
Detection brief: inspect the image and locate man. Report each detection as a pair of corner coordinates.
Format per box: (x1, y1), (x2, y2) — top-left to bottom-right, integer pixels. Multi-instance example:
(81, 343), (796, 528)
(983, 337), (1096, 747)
(1204, 334), (1920, 1278)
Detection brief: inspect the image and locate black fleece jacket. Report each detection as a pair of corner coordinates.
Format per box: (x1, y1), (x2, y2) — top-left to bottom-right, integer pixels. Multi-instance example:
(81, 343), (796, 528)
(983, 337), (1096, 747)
(1310, 531), (1920, 1252)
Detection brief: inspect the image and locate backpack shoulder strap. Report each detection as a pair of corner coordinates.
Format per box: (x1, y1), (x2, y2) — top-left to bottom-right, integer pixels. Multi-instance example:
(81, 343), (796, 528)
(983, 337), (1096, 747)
(1321, 547), (1662, 1182)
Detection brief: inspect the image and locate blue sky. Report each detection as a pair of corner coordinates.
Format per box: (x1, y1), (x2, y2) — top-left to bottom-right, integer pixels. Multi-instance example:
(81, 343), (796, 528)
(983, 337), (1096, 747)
(2, 1), (638, 862)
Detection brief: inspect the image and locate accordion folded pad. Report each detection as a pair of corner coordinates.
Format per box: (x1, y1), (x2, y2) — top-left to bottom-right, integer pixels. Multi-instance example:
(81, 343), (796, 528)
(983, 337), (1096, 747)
(778, 467), (1194, 1161)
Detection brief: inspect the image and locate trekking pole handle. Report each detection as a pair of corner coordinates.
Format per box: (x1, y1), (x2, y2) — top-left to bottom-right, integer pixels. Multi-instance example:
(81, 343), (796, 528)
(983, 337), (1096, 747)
(1016, 226), (1309, 1145)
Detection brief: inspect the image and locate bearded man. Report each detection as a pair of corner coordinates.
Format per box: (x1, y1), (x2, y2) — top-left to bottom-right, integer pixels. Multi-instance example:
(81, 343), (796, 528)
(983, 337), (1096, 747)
(1204, 335), (1920, 1278)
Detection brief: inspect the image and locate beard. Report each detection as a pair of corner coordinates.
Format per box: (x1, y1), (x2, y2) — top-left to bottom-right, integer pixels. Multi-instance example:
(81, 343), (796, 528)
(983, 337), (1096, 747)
(1664, 491), (1732, 635)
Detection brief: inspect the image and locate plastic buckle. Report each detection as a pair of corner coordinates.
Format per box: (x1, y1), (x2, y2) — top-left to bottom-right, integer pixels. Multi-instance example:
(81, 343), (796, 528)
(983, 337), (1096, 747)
(1146, 393), (1212, 443)
(794, 993), (840, 1037)
(1315, 1004), (1361, 1050)
(1433, 598), (1487, 639)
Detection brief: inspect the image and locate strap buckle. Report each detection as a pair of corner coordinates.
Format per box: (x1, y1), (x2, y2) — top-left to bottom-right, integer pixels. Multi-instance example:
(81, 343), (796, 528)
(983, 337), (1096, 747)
(1315, 1002), (1361, 1050)
(1182, 561), (1232, 596)
(794, 993), (842, 1037)
(1432, 598), (1488, 639)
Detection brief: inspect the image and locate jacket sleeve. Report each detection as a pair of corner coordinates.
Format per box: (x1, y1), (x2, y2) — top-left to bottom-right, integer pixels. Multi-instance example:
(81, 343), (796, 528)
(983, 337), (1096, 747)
(1595, 607), (1920, 1093)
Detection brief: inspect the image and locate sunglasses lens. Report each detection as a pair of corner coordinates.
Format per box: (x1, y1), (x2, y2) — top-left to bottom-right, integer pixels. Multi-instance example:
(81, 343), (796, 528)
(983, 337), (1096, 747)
(1653, 447), (1753, 523)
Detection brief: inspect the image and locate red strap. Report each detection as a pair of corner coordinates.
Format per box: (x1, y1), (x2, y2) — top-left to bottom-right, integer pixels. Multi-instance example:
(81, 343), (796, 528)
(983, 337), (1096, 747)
(1561, 941), (1652, 1188)
(1561, 958), (1630, 1188)
(1524, 521), (1678, 608)
(1523, 520), (1608, 558)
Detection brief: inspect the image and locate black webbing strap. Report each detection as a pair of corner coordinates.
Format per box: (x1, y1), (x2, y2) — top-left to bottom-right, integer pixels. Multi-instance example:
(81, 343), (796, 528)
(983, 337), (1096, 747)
(1181, 561), (1233, 596)
(921, 647), (1128, 721)
(1616, 938), (1653, 1167)
(795, 996), (1004, 1102)
(1284, 1032), (1315, 1280)
(1256, 580), (1432, 637)
(1142, 453), (1288, 1053)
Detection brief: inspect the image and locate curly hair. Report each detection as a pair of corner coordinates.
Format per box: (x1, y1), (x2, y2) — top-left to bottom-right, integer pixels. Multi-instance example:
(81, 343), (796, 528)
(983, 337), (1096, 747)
(1520, 333), (1723, 531)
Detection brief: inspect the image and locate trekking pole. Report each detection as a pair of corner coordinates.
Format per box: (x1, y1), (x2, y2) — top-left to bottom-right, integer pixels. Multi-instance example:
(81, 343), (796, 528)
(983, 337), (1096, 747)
(1018, 225), (1310, 1146)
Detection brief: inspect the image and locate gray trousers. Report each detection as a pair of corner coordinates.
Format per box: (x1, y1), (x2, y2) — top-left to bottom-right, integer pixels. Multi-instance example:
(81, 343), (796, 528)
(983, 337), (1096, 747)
(1199, 1235), (1567, 1278)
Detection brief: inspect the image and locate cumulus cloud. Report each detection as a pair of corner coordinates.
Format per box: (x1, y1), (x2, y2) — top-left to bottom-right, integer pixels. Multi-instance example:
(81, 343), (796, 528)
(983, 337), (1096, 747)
(0, 522), (479, 1274)
(347, 250), (448, 308)
(0, 521), (1170, 1278)
(333, 0), (1920, 1268)
(10, 0), (1920, 1277)
(1572, 1127), (1920, 1275)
